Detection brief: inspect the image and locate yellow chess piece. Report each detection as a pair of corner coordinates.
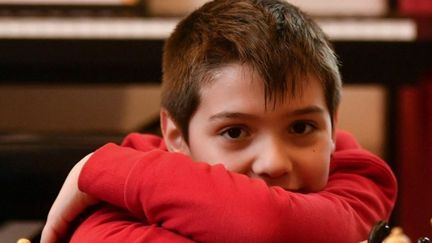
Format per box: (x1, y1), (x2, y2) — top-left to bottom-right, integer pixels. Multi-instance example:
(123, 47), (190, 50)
(16, 238), (31, 243)
(383, 227), (411, 243)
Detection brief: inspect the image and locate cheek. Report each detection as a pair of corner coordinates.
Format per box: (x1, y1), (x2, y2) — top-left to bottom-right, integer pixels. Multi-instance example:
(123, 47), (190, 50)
(304, 153), (330, 177)
(202, 151), (252, 174)
(299, 146), (332, 191)
(189, 142), (219, 165)
(190, 140), (252, 173)
(188, 132), (213, 162)
(222, 154), (252, 173)
(188, 135), (238, 166)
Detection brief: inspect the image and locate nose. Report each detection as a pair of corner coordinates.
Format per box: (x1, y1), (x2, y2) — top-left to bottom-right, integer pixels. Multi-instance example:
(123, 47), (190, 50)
(251, 136), (293, 179)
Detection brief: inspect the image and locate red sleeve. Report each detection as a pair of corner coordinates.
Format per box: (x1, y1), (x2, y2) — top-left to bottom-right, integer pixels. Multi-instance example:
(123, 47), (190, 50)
(79, 132), (397, 242)
(335, 130), (362, 150)
(70, 204), (193, 243)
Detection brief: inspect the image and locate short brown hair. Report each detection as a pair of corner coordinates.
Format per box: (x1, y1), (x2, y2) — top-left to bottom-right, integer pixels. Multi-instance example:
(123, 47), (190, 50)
(161, 0), (341, 142)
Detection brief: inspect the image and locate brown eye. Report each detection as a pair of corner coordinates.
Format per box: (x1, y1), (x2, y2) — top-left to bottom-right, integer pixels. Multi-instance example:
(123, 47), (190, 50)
(221, 127), (249, 140)
(227, 128), (242, 138)
(289, 122), (315, 134)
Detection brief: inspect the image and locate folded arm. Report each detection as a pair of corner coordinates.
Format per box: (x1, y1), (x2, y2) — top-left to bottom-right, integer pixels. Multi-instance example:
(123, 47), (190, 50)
(71, 204), (193, 243)
(79, 133), (397, 242)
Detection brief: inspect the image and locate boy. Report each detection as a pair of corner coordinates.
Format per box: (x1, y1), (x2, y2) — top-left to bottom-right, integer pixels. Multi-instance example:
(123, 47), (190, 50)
(41, 0), (397, 242)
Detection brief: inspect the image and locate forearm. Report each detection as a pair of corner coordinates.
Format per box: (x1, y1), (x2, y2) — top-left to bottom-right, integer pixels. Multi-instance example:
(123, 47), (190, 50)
(70, 205), (193, 243)
(80, 144), (396, 242)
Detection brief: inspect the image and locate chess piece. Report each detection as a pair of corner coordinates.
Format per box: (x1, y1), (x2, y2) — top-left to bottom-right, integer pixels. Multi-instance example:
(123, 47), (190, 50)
(417, 237), (431, 243)
(369, 221), (391, 243)
(16, 239), (31, 243)
(383, 227), (411, 243)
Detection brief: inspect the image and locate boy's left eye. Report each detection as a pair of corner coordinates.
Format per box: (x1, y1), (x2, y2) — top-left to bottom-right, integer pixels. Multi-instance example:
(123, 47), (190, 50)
(289, 121), (315, 135)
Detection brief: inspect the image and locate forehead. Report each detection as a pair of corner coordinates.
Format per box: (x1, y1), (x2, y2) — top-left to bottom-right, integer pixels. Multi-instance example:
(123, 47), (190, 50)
(199, 63), (324, 111)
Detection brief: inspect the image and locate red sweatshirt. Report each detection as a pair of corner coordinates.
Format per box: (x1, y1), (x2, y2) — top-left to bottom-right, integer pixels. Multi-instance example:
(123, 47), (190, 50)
(71, 131), (397, 243)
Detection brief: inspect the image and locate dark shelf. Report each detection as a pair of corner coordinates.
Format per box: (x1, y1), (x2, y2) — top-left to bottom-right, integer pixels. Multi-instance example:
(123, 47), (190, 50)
(1, 38), (431, 85)
(335, 41), (432, 84)
(0, 39), (164, 83)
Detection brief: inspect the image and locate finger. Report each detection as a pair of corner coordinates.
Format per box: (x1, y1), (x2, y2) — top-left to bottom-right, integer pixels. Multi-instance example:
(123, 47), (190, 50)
(41, 153), (95, 243)
(40, 223), (60, 243)
(41, 205), (71, 243)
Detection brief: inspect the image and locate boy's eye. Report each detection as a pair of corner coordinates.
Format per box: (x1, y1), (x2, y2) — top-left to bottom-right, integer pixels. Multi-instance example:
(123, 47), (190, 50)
(289, 121), (315, 135)
(221, 127), (249, 140)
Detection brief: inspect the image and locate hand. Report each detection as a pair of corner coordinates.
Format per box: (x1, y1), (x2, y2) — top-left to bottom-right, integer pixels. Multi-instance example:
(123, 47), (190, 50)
(40, 153), (99, 243)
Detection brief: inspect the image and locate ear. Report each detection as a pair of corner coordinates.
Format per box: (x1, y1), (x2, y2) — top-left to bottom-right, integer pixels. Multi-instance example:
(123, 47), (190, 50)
(331, 107), (339, 152)
(160, 109), (191, 155)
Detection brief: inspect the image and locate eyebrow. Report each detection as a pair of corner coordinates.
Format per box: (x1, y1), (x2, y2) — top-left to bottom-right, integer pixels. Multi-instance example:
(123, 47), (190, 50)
(288, 106), (326, 116)
(209, 112), (258, 121)
(208, 106), (326, 121)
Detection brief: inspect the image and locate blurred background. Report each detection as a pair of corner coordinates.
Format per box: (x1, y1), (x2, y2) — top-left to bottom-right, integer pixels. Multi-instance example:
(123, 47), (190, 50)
(0, 0), (431, 241)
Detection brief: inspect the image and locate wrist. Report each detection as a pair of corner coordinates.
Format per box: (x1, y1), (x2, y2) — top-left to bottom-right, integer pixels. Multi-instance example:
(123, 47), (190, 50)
(73, 153), (98, 205)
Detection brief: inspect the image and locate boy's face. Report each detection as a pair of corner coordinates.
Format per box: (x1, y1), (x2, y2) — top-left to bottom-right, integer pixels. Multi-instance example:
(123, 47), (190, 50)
(163, 63), (335, 192)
